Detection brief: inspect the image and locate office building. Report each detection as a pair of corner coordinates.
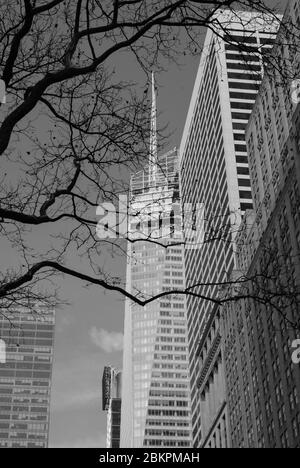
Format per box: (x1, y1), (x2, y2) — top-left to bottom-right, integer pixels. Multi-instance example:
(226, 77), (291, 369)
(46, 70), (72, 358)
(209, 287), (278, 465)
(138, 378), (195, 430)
(0, 305), (55, 448)
(102, 366), (122, 448)
(120, 75), (192, 448)
(223, 0), (300, 448)
(197, 305), (230, 448)
(179, 10), (280, 446)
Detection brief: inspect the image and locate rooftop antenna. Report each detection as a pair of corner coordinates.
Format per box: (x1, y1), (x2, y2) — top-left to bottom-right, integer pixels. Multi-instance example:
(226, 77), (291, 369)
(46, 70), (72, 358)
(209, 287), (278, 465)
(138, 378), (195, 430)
(149, 71), (158, 186)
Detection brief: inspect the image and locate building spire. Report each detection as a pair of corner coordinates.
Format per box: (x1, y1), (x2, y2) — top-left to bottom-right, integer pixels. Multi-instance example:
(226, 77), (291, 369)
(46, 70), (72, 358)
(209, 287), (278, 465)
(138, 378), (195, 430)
(149, 71), (158, 185)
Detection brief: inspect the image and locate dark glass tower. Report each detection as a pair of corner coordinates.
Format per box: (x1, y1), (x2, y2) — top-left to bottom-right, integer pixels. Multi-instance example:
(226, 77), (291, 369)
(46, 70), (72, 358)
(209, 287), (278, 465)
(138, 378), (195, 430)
(0, 305), (55, 448)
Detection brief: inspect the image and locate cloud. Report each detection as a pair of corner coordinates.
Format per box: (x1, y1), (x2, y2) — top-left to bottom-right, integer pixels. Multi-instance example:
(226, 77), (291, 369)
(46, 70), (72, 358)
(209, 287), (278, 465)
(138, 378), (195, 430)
(89, 327), (123, 353)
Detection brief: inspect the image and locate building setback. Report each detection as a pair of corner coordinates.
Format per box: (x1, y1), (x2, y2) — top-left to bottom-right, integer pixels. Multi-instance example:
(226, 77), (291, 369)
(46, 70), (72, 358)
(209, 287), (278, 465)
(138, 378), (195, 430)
(179, 10), (280, 447)
(223, 0), (300, 448)
(0, 305), (55, 448)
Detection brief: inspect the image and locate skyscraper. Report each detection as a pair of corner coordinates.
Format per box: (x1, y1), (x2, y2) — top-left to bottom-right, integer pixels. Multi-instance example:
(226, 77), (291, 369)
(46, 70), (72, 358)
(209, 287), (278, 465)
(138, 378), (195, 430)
(196, 304), (230, 448)
(0, 305), (55, 448)
(120, 75), (192, 448)
(179, 10), (280, 447)
(102, 366), (122, 448)
(223, 0), (300, 447)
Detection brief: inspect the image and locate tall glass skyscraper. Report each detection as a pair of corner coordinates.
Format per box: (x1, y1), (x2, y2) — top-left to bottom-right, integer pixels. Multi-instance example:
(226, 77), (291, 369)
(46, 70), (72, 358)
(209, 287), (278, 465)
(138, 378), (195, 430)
(179, 10), (280, 447)
(0, 305), (55, 448)
(120, 76), (192, 448)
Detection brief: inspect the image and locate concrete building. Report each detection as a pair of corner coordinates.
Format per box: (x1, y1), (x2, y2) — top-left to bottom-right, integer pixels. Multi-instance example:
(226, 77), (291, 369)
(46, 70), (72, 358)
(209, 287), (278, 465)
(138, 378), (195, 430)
(179, 10), (279, 447)
(102, 366), (122, 448)
(223, 0), (300, 448)
(0, 305), (55, 448)
(120, 75), (192, 448)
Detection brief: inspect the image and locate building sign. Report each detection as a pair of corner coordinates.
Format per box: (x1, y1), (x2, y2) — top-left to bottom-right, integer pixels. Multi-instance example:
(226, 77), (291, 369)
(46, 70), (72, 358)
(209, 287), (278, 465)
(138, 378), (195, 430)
(102, 366), (112, 411)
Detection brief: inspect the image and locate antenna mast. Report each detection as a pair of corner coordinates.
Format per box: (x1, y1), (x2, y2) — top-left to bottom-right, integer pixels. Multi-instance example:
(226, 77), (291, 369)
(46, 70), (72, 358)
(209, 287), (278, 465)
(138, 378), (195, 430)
(149, 72), (158, 186)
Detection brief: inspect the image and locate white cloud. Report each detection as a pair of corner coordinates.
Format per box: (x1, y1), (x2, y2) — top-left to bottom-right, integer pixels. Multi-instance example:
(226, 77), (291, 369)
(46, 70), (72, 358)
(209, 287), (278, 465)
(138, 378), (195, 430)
(89, 327), (123, 353)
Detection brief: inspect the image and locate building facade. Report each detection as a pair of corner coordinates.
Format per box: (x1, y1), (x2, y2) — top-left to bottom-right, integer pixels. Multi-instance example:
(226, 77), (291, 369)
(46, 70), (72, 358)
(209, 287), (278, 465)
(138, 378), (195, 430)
(0, 305), (55, 448)
(223, 0), (300, 448)
(179, 10), (279, 447)
(197, 305), (230, 448)
(102, 366), (122, 448)
(120, 76), (192, 448)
